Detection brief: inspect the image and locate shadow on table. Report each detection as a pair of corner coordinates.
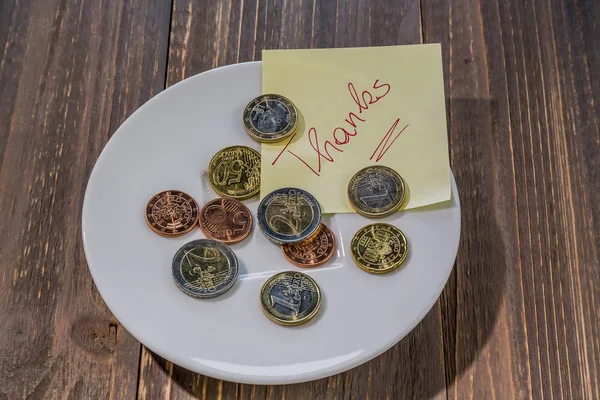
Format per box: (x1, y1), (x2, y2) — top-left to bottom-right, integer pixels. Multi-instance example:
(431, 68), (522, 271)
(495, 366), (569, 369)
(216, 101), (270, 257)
(147, 98), (507, 399)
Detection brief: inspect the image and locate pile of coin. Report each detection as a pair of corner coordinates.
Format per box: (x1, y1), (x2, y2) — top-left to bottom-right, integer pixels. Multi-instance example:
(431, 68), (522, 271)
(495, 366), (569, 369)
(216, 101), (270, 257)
(145, 187), (251, 300)
(255, 186), (335, 326)
(347, 165), (409, 274)
(143, 94), (410, 327)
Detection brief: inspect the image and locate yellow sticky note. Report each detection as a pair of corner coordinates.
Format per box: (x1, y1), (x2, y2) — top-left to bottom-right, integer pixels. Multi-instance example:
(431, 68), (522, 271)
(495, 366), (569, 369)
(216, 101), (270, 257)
(261, 44), (450, 213)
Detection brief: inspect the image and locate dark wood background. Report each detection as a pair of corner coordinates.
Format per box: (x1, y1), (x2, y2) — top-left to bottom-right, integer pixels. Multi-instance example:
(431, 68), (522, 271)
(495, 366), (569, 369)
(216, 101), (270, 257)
(1, 0), (598, 398)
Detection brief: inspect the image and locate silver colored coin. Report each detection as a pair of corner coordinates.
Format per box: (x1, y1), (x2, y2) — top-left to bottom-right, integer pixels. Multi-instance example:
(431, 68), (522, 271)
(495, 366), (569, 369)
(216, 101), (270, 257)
(171, 239), (239, 298)
(257, 187), (321, 244)
(347, 165), (405, 217)
(260, 271), (322, 326)
(243, 94), (298, 142)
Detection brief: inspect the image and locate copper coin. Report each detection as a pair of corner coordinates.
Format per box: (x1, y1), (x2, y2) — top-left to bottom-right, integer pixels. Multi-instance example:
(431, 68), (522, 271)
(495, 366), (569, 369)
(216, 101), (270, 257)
(281, 224), (335, 267)
(145, 190), (199, 237)
(199, 197), (253, 244)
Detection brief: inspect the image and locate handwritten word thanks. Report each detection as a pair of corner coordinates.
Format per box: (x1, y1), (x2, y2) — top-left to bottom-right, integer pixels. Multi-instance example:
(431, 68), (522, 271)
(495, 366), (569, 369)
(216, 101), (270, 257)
(271, 80), (396, 176)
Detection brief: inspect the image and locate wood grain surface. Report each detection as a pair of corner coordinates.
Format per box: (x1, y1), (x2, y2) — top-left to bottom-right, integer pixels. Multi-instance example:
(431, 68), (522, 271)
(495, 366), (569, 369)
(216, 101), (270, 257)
(0, 0), (171, 398)
(422, 0), (600, 398)
(0, 0), (598, 399)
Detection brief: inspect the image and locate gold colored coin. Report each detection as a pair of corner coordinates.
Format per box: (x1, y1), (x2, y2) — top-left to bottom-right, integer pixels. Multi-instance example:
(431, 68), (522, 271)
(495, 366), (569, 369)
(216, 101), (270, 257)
(243, 94), (298, 143)
(260, 271), (321, 326)
(350, 223), (408, 274)
(347, 165), (406, 218)
(208, 145), (261, 199)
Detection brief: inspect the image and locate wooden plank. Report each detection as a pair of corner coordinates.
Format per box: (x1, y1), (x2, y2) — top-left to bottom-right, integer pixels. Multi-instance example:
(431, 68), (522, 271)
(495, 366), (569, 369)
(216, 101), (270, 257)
(137, 1), (448, 399)
(0, 0), (171, 398)
(421, 0), (600, 398)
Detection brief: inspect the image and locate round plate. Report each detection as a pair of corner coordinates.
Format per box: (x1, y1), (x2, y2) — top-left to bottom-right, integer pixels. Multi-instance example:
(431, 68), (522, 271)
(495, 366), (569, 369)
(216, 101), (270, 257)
(82, 62), (461, 385)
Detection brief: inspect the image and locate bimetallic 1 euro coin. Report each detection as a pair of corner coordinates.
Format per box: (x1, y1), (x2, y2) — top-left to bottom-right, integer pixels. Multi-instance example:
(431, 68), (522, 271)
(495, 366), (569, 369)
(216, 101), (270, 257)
(260, 271), (321, 326)
(199, 197), (253, 244)
(350, 223), (408, 274)
(145, 190), (199, 237)
(281, 224), (335, 268)
(208, 145), (261, 200)
(243, 94), (298, 143)
(172, 239), (239, 298)
(347, 165), (406, 218)
(257, 187), (321, 244)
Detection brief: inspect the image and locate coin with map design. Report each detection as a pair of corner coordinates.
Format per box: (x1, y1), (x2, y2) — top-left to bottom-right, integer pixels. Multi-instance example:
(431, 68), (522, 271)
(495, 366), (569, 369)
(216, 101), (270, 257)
(257, 187), (321, 244)
(208, 145), (261, 200)
(347, 165), (406, 218)
(260, 271), (321, 326)
(350, 223), (408, 274)
(145, 190), (199, 237)
(171, 239), (239, 298)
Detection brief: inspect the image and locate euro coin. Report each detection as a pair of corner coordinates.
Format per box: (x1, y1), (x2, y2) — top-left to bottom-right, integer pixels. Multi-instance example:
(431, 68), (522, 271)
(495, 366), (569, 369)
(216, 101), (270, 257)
(350, 223), (408, 274)
(257, 187), (321, 244)
(208, 145), (261, 200)
(260, 271), (321, 326)
(243, 94), (298, 143)
(347, 165), (405, 218)
(171, 239), (239, 298)
(145, 190), (199, 237)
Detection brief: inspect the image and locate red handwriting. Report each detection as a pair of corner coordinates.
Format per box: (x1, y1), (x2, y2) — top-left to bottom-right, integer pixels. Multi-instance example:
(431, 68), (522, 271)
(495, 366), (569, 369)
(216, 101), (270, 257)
(370, 118), (409, 162)
(272, 128), (343, 176)
(271, 79), (393, 176)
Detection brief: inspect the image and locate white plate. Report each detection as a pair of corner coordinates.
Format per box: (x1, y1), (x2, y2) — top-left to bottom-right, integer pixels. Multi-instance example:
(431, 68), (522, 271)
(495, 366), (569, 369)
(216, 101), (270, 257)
(82, 61), (460, 385)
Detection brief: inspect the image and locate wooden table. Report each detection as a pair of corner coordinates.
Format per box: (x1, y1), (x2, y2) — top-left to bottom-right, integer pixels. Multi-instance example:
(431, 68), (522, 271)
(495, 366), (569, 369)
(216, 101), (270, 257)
(1, 0), (598, 398)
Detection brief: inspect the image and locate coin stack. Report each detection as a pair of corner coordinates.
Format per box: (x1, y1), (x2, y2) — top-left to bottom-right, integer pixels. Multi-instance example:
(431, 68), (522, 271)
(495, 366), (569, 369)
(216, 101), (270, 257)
(142, 93), (410, 328)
